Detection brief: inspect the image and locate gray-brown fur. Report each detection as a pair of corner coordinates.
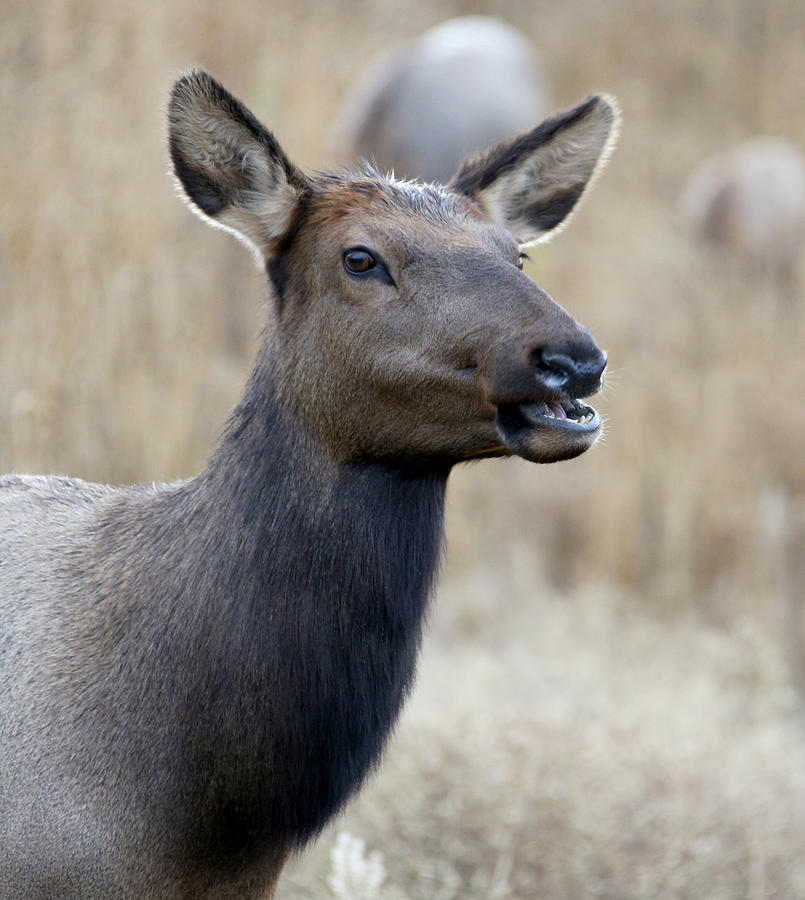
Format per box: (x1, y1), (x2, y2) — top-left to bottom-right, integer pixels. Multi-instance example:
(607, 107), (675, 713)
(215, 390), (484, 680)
(0, 71), (619, 897)
(333, 17), (550, 183)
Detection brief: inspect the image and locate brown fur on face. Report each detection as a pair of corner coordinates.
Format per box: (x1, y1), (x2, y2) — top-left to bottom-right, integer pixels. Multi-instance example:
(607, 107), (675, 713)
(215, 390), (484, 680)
(268, 173), (516, 464)
(260, 168), (605, 465)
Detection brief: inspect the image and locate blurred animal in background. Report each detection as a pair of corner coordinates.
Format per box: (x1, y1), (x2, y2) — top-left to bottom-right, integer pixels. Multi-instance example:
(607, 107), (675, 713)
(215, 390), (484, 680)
(332, 16), (550, 183)
(679, 138), (805, 286)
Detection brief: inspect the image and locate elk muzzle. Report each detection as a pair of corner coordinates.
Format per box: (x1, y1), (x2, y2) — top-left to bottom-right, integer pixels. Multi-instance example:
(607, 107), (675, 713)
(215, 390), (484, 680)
(482, 333), (607, 464)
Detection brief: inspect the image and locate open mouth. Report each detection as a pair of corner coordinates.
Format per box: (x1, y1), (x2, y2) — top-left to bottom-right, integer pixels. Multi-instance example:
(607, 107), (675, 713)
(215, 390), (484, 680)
(515, 398), (599, 430)
(495, 397), (602, 463)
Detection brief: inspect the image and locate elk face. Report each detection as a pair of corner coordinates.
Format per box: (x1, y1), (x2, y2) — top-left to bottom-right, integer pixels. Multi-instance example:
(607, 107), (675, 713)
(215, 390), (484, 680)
(169, 71), (619, 467)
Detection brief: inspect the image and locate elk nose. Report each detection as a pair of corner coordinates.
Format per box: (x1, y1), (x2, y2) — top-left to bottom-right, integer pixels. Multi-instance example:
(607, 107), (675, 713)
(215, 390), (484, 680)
(533, 346), (607, 397)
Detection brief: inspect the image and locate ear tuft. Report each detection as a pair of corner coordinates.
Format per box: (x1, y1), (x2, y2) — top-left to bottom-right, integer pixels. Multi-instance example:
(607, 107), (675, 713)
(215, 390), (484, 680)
(450, 93), (620, 245)
(168, 69), (308, 255)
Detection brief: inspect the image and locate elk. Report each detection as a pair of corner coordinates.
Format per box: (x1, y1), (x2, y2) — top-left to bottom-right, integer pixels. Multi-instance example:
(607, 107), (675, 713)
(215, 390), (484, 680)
(0, 71), (618, 897)
(333, 16), (549, 183)
(679, 138), (805, 283)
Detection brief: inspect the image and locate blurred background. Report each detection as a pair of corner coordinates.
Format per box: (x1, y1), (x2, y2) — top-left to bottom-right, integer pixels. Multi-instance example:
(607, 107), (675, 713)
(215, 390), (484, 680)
(2, 1), (805, 896)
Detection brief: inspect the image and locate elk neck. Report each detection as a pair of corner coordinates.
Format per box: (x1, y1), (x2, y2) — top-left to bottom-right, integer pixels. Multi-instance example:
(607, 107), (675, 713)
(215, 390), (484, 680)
(148, 343), (449, 858)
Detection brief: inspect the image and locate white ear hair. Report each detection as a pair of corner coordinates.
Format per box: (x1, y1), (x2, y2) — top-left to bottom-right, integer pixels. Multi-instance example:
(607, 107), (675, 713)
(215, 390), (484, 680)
(451, 94), (620, 245)
(168, 69), (308, 258)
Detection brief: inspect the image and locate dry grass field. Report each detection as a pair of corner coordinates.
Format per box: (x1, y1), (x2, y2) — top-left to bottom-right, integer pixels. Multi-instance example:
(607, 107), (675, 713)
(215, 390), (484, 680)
(2, 1), (805, 897)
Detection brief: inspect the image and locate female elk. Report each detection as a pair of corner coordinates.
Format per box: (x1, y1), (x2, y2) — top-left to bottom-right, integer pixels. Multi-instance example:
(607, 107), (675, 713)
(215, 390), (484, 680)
(0, 71), (618, 897)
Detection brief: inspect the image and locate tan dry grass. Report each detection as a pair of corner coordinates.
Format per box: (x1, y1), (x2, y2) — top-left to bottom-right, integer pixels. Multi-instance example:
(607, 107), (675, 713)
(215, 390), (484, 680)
(2, 1), (805, 897)
(279, 587), (805, 898)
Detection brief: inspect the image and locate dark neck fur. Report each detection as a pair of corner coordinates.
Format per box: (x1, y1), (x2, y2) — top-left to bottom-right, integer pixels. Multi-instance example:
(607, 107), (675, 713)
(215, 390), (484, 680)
(161, 356), (448, 866)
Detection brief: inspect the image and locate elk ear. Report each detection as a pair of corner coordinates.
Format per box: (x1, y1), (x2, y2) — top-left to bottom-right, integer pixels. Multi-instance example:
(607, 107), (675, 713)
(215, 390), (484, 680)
(449, 94), (620, 245)
(168, 70), (309, 256)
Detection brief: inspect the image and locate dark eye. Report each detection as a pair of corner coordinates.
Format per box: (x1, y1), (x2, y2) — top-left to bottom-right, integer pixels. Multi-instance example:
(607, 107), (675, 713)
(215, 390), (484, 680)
(341, 246), (396, 287)
(517, 252), (530, 271)
(343, 249), (376, 275)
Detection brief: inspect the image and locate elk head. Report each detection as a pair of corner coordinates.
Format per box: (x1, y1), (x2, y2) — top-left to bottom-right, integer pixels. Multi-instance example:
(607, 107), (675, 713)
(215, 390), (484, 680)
(169, 71), (619, 467)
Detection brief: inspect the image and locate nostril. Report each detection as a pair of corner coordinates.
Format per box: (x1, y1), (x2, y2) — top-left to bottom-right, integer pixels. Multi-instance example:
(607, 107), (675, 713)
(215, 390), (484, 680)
(533, 349), (577, 379)
(533, 346), (607, 396)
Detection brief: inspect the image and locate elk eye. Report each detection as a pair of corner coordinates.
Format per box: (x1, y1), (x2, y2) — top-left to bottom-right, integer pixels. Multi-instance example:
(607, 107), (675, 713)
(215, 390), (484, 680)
(517, 252), (530, 271)
(343, 248), (376, 275)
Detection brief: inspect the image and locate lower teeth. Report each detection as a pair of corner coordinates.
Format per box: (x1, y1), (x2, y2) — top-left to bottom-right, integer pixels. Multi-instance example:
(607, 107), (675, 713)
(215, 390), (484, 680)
(521, 402), (595, 425)
(567, 410), (593, 424)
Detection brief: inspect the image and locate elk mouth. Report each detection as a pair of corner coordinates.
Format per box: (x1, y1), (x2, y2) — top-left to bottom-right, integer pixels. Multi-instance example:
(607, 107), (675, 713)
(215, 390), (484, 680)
(495, 397), (601, 463)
